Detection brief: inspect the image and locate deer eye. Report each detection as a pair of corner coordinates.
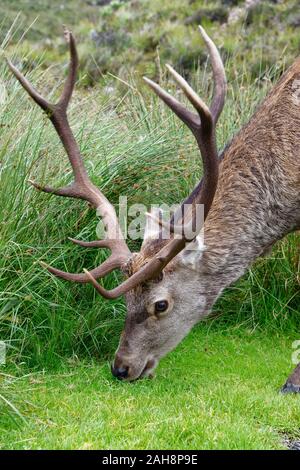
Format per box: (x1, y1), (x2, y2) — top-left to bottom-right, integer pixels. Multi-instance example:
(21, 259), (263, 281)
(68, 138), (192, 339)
(154, 300), (169, 314)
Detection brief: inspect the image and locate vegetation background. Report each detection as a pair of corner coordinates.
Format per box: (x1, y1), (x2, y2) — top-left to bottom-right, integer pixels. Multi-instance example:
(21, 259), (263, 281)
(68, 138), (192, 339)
(0, 0), (299, 450)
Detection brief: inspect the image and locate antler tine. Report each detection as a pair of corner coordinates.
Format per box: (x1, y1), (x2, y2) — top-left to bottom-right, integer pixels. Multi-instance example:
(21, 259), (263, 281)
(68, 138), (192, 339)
(28, 179), (78, 198)
(198, 25), (226, 123)
(82, 231), (189, 299)
(58, 27), (78, 109)
(143, 76), (199, 130)
(5, 28), (79, 116)
(39, 236), (130, 285)
(165, 63), (212, 132)
(82, 251), (169, 299)
(6, 59), (51, 113)
(68, 237), (116, 249)
(40, 255), (125, 283)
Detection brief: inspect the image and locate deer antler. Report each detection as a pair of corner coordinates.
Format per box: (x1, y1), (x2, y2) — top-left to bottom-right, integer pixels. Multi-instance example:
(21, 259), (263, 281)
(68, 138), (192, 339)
(6, 28), (131, 284)
(7, 26), (225, 300)
(82, 26), (225, 298)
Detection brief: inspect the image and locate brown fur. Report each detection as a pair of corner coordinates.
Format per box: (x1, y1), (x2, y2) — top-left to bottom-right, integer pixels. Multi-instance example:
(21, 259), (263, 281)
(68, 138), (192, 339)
(114, 57), (300, 385)
(204, 58), (300, 277)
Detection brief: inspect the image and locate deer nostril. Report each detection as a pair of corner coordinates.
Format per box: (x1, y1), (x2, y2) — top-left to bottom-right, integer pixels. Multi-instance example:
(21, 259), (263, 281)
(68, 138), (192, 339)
(111, 364), (129, 380)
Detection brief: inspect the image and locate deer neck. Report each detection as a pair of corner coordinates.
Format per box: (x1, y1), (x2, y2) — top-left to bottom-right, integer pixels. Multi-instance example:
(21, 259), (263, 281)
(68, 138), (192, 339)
(199, 179), (298, 295)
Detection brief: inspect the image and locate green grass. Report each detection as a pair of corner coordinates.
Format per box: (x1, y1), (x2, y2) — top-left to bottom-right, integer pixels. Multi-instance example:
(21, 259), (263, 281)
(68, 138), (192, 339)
(2, 0), (300, 84)
(0, 16), (299, 449)
(1, 327), (300, 450)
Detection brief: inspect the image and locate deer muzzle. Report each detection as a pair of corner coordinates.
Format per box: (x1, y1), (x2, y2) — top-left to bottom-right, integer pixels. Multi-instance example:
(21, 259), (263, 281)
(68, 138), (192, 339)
(112, 353), (157, 381)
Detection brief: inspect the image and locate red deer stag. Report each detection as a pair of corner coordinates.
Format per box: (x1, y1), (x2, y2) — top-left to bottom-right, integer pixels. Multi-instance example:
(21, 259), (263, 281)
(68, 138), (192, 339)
(6, 27), (300, 390)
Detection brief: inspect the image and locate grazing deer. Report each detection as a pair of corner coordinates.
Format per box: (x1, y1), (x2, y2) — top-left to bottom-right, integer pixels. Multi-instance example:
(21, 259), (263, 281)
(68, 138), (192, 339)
(6, 27), (300, 390)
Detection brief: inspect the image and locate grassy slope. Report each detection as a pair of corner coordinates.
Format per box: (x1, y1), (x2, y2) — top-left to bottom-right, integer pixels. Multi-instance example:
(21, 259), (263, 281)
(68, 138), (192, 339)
(1, 328), (300, 450)
(0, 60), (299, 448)
(2, 0), (300, 84)
(0, 0), (300, 451)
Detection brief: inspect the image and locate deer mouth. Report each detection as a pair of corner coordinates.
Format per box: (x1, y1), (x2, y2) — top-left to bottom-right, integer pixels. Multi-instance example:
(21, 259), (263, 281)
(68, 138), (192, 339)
(125, 358), (158, 381)
(139, 358), (157, 379)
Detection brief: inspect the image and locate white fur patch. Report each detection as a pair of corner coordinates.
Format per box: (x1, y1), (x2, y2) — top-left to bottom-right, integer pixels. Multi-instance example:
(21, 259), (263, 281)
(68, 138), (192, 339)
(180, 232), (206, 270)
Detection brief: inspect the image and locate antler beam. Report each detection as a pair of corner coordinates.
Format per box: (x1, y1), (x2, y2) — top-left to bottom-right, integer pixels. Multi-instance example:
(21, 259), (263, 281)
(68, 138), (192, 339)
(6, 28), (131, 285)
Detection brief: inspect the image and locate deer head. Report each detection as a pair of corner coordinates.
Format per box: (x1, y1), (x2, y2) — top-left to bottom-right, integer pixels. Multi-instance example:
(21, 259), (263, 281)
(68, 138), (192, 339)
(6, 26), (226, 381)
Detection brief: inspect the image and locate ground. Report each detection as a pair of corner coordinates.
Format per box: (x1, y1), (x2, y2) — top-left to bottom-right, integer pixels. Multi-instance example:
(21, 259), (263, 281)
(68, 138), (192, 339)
(1, 325), (300, 450)
(0, 0), (300, 451)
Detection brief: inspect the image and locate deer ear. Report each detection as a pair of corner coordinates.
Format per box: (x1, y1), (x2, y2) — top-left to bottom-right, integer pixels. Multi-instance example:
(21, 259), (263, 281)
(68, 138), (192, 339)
(180, 234), (206, 270)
